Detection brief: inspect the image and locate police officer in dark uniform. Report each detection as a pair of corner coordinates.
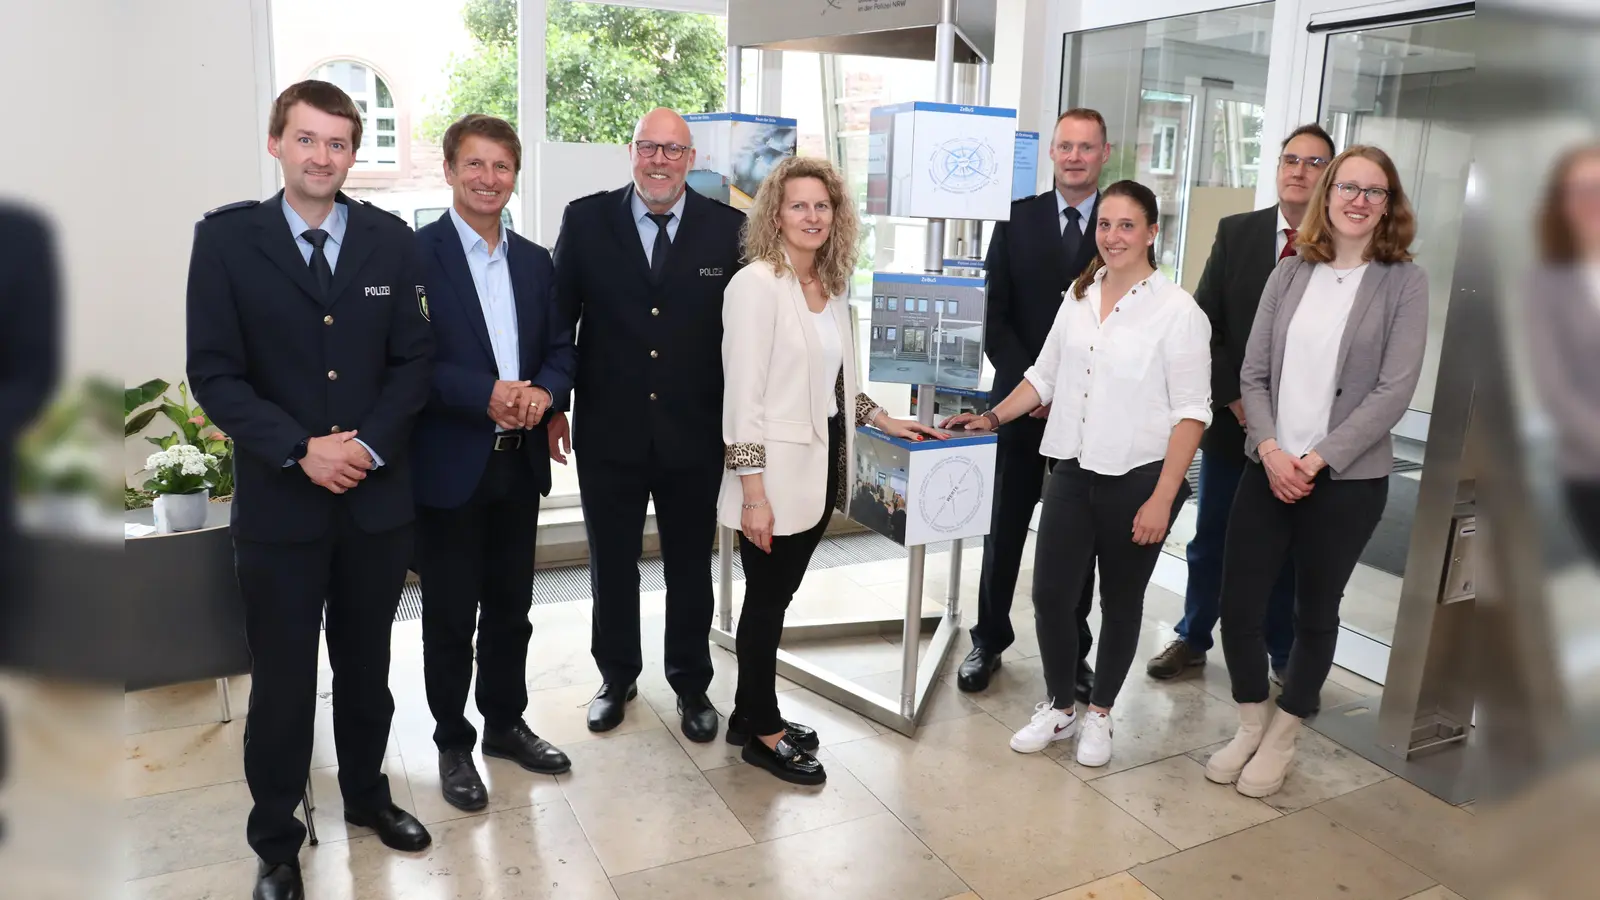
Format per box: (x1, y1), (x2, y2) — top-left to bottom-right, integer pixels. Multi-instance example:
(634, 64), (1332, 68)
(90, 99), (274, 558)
(186, 80), (434, 900)
(548, 107), (744, 742)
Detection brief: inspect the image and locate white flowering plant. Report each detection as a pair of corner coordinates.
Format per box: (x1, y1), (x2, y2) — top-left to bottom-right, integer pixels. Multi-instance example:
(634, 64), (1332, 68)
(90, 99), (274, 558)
(142, 444), (220, 496)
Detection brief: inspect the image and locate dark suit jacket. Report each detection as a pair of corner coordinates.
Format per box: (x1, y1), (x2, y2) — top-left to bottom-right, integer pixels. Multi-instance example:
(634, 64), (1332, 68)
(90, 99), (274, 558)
(0, 205), (59, 533)
(1194, 204), (1281, 460)
(552, 185), (744, 469)
(186, 191), (434, 542)
(411, 214), (576, 509)
(983, 190), (1102, 407)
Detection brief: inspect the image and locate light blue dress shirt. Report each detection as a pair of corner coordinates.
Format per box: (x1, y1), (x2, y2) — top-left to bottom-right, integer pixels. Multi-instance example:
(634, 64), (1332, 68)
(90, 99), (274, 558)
(280, 197), (383, 467)
(631, 187), (687, 266)
(1054, 189), (1098, 236)
(448, 208), (521, 431)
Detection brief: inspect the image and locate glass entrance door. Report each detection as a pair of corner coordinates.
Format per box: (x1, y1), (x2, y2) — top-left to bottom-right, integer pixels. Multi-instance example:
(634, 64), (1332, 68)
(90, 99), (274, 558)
(1304, 9), (1475, 682)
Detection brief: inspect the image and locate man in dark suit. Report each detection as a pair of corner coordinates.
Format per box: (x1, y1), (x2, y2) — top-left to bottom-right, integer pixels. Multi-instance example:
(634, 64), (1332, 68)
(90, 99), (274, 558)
(411, 115), (577, 814)
(0, 204), (57, 577)
(1145, 124), (1338, 685)
(956, 109), (1107, 697)
(186, 81), (434, 900)
(548, 108), (745, 742)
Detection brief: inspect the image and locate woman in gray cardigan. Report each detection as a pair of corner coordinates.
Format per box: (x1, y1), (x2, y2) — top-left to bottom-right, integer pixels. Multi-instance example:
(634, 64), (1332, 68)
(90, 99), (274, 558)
(1205, 146), (1429, 798)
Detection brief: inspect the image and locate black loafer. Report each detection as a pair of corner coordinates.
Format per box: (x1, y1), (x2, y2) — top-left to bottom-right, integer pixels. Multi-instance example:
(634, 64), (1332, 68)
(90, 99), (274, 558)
(343, 803), (431, 853)
(253, 860), (303, 900)
(725, 715), (819, 751)
(483, 722), (571, 775)
(741, 735), (826, 786)
(438, 748), (488, 812)
(677, 693), (720, 743)
(956, 646), (1002, 693)
(586, 682), (636, 733)
(1075, 663), (1096, 705)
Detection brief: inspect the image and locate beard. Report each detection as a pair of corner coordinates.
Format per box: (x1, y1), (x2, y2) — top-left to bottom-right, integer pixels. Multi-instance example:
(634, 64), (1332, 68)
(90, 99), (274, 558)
(635, 172), (682, 205)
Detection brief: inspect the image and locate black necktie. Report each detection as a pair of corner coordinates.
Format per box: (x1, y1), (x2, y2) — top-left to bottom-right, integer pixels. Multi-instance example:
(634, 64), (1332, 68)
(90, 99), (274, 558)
(1061, 206), (1082, 266)
(302, 228), (333, 298)
(647, 212), (674, 282)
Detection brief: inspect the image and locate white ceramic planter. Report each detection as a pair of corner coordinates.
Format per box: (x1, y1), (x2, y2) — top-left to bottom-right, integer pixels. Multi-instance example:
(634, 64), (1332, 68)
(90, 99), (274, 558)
(153, 489), (210, 533)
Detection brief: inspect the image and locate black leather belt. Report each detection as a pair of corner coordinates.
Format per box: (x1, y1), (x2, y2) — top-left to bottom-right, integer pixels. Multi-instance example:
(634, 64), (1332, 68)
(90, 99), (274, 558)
(492, 433), (524, 451)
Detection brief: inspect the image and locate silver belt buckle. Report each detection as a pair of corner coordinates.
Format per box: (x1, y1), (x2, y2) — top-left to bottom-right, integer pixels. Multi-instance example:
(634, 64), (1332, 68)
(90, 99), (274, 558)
(494, 432), (523, 451)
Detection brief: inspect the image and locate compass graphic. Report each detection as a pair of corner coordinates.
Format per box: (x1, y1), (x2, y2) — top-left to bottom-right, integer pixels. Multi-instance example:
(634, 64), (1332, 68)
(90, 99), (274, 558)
(917, 455), (986, 534)
(927, 138), (1000, 194)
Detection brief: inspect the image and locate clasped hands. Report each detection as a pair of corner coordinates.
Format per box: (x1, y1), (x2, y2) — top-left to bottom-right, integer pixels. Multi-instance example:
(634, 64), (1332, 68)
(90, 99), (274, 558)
(1260, 439), (1326, 504)
(489, 380), (552, 431)
(299, 430), (374, 494)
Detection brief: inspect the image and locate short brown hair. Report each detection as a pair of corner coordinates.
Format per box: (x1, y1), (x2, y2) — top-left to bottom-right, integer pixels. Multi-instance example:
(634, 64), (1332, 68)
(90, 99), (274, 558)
(1055, 108), (1108, 145)
(269, 80), (364, 152)
(443, 114), (523, 174)
(1536, 143), (1600, 264)
(1297, 145), (1416, 264)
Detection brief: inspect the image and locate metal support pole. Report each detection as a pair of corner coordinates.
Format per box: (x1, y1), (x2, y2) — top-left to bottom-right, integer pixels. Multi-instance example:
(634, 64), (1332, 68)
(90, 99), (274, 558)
(716, 44), (743, 635)
(216, 677), (232, 723)
(725, 42), (742, 115)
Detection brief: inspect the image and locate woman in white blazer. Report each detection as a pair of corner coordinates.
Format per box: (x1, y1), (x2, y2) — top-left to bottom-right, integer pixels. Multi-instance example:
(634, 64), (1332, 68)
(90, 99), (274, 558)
(719, 157), (942, 785)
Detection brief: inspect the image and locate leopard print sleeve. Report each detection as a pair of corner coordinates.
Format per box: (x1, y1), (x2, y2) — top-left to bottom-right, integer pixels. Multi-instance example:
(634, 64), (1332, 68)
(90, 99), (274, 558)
(725, 441), (765, 470)
(854, 393), (881, 428)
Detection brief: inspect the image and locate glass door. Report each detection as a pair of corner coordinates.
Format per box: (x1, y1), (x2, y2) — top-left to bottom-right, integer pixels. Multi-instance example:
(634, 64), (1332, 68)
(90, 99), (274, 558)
(1303, 9), (1475, 682)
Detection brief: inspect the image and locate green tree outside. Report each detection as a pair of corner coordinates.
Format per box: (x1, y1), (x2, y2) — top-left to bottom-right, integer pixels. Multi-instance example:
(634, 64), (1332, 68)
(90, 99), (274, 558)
(422, 0), (727, 146)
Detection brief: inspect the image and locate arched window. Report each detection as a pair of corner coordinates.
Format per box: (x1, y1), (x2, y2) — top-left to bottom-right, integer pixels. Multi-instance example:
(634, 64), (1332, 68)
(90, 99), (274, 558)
(310, 60), (398, 169)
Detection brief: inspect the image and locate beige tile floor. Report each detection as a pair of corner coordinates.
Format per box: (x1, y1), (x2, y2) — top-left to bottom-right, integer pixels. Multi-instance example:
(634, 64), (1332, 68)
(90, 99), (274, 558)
(124, 545), (1475, 899)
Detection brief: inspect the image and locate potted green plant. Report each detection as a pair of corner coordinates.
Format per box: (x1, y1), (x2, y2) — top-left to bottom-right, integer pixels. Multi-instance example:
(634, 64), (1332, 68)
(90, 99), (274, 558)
(144, 444), (220, 533)
(125, 379), (234, 506)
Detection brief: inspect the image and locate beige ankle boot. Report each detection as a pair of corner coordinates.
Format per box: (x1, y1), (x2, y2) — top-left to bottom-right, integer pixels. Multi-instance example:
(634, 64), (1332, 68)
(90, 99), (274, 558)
(1204, 702), (1270, 784)
(1236, 706), (1303, 797)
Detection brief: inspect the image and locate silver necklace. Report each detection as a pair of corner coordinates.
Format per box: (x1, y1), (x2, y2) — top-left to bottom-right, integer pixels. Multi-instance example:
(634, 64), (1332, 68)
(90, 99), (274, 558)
(1329, 262), (1368, 284)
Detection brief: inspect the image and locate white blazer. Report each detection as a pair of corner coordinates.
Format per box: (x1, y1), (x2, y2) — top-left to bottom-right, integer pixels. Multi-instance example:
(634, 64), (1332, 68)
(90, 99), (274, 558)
(719, 258), (878, 536)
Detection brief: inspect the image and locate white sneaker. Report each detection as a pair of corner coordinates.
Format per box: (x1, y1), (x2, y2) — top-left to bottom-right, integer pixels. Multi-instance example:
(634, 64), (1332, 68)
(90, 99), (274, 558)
(1009, 701), (1077, 753)
(1076, 711), (1113, 767)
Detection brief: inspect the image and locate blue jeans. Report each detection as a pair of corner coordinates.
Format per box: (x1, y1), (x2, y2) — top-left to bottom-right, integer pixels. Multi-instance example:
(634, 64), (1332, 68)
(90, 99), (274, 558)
(1177, 452), (1295, 669)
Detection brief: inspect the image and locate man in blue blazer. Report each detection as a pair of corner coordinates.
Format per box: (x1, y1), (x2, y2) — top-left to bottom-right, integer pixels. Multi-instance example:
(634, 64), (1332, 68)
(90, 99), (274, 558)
(412, 115), (577, 813)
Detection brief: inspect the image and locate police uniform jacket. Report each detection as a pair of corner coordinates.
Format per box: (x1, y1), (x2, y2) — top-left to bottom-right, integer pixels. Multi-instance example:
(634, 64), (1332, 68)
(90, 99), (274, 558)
(186, 191), (434, 542)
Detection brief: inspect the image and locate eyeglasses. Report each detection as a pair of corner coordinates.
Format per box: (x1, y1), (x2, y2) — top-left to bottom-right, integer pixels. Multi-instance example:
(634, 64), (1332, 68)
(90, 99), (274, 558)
(1280, 153), (1329, 170)
(1332, 182), (1393, 205)
(633, 140), (690, 161)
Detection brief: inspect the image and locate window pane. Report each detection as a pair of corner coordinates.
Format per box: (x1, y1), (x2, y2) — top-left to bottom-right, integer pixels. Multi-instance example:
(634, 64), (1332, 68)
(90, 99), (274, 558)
(376, 118), (396, 132)
(377, 135), (396, 148)
(546, 1), (726, 143)
(375, 76), (394, 109)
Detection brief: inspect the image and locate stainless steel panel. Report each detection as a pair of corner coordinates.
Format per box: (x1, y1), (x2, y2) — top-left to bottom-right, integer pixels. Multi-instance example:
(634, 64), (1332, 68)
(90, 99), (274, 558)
(729, 0), (994, 62)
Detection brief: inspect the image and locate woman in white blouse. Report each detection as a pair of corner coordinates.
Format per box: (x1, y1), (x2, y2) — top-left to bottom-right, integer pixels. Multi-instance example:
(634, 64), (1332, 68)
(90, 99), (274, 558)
(945, 180), (1211, 767)
(1206, 145), (1428, 798)
(720, 157), (941, 785)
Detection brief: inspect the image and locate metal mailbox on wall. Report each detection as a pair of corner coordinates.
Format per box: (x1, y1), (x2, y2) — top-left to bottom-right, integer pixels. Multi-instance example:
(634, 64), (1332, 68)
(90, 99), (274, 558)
(728, 0), (996, 62)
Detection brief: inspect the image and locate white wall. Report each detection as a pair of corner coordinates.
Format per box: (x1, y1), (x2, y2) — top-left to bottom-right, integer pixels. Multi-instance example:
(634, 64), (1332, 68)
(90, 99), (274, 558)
(534, 142), (634, 246)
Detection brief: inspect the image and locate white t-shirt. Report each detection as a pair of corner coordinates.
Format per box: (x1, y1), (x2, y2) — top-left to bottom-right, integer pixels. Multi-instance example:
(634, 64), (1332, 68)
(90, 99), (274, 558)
(812, 305), (841, 417)
(1276, 263), (1368, 457)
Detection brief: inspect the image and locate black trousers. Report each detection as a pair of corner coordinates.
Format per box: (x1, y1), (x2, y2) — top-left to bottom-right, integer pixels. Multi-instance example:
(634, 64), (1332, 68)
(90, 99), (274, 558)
(578, 449), (720, 697)
(416, 449), (541, 751)
(234, 509), (410, 865)
(1567, 480), (1600, 561)
(1033, 459), (1190, 709)
(733, 415), (843, 736)
(974, 416), (1095, 661)
(1221, 464), (1388, 718)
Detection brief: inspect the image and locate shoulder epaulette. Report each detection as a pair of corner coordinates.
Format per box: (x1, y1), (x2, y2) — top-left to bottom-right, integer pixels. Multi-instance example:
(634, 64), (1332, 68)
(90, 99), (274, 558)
(203, 200), (259, 218)
(362, 200), (408, 226)
(1012, 193), (1039, 204)
(570, 190), (609, 205)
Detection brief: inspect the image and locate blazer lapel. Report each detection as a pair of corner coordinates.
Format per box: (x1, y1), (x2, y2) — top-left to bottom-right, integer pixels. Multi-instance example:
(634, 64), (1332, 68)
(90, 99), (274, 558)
(1335, 262), (1392, 375)
(777, 254), (824, 435)
(505, 236), (543, 377)
(608, 186), (654, 286)
(328, 197), (377, 306)
(254, 194), (324, 306)
(1244, 205), (1280, 285)
(1270, 259), (1314, 401)
(433, 224), (497, 367)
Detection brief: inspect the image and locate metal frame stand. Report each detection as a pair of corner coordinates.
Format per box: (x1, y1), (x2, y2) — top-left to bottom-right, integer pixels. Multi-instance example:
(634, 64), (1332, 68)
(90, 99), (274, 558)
(715, 2), (979, 736)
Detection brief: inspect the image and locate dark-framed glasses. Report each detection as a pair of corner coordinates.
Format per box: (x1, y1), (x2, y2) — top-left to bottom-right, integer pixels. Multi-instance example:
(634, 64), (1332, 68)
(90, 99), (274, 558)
(633, 140), (690, 161)
(1332, 182), (1392, 205)
(1280, 153), (1329, 170)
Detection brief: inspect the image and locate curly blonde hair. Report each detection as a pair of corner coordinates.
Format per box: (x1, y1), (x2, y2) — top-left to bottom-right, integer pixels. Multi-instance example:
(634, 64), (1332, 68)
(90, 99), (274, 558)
(741, 156), (860, 298)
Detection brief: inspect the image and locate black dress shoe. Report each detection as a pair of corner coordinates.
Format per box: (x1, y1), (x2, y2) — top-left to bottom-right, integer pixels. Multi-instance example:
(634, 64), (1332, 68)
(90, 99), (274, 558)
(343, 803), (431, 853)
(1075, 663), (1095, 705)
(741, 735), (826, 785)
(586, 682), (636, 733)
(483, 722), (572, 774)
(437, 748), (488, 812)
(678, 693), (720, 743)
(253, 860), (303, 900)
(725, 715), (819, 751)
(956, 646), (1002, 693)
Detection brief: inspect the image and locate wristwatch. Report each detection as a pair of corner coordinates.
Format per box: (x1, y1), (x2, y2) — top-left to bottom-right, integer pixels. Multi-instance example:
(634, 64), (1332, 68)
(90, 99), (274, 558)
(291, 436), (311, 462)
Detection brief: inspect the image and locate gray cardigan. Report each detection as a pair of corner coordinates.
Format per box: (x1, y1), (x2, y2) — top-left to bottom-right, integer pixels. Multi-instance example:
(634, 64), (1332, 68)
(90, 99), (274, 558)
(1239, 256), (1429, 480)
(1526, 265), (1600, 480)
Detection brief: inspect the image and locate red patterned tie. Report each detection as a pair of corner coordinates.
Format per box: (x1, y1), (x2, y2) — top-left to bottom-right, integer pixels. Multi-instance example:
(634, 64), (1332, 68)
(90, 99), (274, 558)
(1278, 228), (1298, 262)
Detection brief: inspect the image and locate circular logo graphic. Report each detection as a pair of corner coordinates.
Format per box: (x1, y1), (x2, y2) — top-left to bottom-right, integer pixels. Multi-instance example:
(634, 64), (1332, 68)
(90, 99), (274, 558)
(927, 138), (1000, 194)
(917, 456), (985, 533)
